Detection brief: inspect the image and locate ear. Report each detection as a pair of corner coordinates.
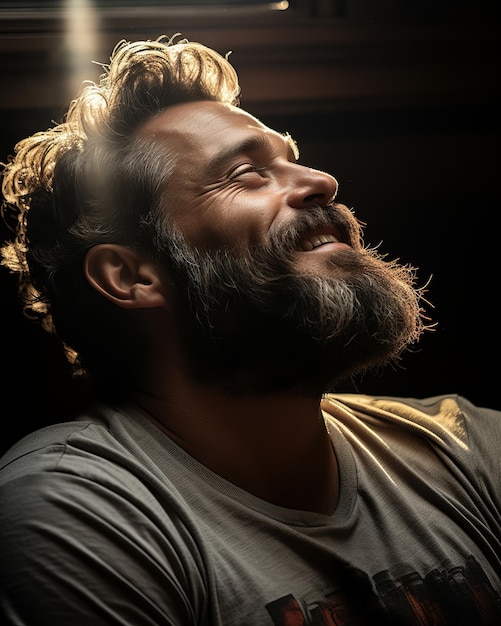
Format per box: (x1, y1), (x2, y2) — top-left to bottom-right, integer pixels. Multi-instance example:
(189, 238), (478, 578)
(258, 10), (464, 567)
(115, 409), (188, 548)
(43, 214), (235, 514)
(84, 244), (168, 310)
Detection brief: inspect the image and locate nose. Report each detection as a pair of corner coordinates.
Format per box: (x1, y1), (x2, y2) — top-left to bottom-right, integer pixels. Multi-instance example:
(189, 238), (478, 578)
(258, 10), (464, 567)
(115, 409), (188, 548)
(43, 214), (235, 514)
(286, 164), (338, 209)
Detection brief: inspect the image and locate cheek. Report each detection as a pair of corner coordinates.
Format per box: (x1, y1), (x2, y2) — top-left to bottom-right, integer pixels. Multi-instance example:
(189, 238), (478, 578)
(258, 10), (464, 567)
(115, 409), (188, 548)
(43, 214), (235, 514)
(178, 195), (274, 250)
(197, 216), (257, 250)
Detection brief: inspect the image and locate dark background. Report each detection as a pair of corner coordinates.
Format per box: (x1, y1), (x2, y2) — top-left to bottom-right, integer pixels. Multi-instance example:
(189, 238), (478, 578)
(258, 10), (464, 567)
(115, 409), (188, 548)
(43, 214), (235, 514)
(0, 0), (498, 452)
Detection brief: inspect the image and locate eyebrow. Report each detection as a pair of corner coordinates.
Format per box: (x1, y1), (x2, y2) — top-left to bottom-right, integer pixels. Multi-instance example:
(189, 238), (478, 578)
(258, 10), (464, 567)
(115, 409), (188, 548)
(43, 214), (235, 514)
(204, 132), (299, 179)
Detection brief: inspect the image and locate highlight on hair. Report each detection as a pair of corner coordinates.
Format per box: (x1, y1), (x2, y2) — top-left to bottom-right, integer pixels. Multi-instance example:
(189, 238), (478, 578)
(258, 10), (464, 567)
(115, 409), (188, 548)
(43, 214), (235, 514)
(1, 34), (240, 374)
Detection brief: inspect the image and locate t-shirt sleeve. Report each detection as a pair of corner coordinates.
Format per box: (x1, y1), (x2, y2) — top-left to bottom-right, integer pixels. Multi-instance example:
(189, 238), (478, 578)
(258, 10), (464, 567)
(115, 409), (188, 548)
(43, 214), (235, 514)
(0, 441), (207, 626)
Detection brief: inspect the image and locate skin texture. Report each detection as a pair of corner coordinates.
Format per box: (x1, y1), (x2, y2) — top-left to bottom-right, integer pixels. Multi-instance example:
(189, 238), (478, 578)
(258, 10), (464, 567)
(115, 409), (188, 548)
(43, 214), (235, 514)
(140, 102), (340, 257)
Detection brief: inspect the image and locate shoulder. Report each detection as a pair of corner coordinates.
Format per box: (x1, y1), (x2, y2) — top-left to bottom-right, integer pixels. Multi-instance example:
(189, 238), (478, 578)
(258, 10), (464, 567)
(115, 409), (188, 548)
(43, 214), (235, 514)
(322, 392), (501, 502)
(323, 392), (500, 441)
(1, 405), (121, 477)
(0, 401), (203, 569)
(0, 403), (161, 525)
(0, 406), (205, 625)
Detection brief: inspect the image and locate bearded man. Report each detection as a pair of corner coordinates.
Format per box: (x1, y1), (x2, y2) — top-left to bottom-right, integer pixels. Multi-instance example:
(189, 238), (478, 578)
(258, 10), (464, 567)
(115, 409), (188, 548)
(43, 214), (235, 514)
(0, 36), (499, 626)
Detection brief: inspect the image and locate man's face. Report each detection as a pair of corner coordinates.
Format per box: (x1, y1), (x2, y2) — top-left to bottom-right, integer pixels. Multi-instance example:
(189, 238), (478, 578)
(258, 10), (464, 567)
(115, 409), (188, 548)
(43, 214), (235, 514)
(141, 101), (358, 273)
(140, 101), (425, 395)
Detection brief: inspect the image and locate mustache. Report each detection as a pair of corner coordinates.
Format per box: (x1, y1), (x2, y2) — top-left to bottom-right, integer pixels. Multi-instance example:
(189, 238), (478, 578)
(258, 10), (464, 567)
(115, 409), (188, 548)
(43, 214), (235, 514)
(267, 202), (364, 256)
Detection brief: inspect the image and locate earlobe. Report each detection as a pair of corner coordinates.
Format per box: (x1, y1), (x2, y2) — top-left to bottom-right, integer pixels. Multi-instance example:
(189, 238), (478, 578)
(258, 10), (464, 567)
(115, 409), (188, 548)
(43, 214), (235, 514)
(84, 244), (167, 309)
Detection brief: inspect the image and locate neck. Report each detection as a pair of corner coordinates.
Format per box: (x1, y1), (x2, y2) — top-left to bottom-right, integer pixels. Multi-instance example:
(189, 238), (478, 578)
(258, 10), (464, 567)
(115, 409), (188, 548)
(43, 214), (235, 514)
(130, 377), (339, 515)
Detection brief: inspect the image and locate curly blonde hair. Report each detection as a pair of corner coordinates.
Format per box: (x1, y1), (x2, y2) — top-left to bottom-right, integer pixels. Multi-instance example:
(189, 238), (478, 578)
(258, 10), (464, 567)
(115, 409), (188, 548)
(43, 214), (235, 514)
(1, 35), (240, 376)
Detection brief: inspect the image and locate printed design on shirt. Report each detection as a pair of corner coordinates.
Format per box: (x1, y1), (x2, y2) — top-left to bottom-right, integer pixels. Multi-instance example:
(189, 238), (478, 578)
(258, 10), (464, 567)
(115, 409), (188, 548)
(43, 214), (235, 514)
(265, 555), (501, 625)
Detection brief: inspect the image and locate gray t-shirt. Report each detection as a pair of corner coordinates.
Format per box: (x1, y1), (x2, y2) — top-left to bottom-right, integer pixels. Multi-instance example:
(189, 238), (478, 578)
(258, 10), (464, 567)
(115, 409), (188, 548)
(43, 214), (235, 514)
(1, 393), (500, 625)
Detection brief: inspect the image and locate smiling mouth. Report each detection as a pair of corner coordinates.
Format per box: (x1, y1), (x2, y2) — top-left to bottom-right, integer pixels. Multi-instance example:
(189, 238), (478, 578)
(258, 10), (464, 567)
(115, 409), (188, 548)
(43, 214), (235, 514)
(299, 233), (342, 251)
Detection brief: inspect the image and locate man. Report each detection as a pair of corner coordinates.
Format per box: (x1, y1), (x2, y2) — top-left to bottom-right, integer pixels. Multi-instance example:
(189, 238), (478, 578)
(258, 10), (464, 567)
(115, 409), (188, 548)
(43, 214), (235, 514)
(0, 35), (499, 625)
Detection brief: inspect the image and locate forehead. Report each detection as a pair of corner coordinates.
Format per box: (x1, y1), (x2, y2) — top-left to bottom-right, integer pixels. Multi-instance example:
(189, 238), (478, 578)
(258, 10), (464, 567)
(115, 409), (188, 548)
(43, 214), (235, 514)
(138, 100), (296, 166)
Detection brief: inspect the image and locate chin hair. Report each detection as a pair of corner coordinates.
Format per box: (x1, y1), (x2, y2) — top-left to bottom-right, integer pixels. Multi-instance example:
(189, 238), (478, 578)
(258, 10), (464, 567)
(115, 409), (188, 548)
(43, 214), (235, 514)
(165, 235), (427, 395)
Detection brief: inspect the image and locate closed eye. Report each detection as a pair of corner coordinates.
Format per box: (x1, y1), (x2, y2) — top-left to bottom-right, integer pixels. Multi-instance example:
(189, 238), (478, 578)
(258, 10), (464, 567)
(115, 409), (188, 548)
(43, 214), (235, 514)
(229, 164), (266, 179)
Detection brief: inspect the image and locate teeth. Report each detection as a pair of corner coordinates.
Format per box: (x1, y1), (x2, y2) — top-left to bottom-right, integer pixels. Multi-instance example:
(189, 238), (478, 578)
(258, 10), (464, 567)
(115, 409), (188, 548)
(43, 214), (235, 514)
(300, 233), (339, 251)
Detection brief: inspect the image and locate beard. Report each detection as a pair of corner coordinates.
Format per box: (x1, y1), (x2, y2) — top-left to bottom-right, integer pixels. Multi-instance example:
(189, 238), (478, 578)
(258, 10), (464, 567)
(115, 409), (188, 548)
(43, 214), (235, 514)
(157, 203), (426, 396)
